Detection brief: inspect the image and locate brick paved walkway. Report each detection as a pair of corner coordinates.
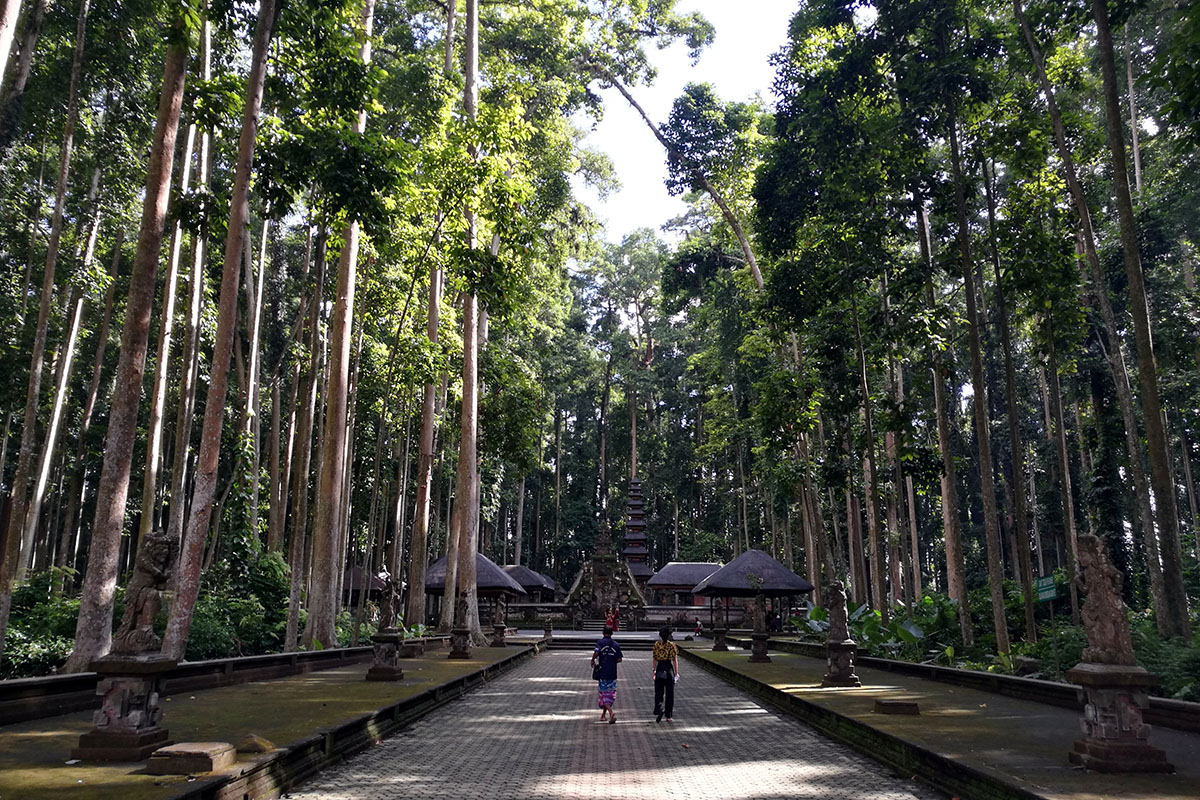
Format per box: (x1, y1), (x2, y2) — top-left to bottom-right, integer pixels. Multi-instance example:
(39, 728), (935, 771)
(286, 650), (944, 800)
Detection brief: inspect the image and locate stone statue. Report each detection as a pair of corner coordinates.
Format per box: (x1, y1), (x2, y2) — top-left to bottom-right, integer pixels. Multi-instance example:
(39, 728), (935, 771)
(826, 580), (850, 643)
(112, 529), (178, 655)
(753, 593), (767, 633)
(1075, 535), (1137, 666)
(378, 576), (399, 631)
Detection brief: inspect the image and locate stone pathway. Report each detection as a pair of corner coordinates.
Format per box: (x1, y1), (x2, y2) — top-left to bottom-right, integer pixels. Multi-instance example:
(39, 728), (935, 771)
(285, 650), (944, 800)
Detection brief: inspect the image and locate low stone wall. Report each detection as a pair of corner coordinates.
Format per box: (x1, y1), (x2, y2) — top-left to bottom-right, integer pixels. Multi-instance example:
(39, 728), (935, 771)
(725, 635), (1200, 733)
(170, 644), (542, 800)
(0, 647), (374, 726)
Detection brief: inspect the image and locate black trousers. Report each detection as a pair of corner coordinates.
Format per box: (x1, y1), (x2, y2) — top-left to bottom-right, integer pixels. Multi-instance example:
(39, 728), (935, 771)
(653, 675), (675, 717)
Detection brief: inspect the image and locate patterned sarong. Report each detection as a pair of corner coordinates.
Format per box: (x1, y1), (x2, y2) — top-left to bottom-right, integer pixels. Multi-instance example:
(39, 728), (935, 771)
(597, 678), (617, 707)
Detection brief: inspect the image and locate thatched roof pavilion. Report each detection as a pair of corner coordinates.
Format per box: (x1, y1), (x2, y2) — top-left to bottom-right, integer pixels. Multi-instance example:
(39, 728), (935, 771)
(692, 549), (814, 598)
(425, 553), (527, 597)
(502, 565), (556, 599)
(647, 562), (722, 590)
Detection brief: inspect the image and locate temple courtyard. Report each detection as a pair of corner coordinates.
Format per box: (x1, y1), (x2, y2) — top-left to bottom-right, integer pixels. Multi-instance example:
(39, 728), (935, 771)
(285, 648), (940, 800)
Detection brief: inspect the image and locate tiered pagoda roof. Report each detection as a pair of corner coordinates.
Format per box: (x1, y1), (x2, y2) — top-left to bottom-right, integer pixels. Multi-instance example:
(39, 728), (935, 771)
(622, 478), (654, 584)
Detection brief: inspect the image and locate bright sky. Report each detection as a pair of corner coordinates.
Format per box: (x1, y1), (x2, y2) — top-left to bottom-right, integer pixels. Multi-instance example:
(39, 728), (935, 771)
(576, 1), (798, 243)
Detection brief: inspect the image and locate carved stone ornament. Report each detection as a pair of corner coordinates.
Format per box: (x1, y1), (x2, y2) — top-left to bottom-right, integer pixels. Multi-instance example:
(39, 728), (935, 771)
(826, 580), (851, 644)
(112, 528), (178, 656)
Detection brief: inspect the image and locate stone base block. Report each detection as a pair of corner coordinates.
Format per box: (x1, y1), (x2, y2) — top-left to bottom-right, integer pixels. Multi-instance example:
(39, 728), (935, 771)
(712, 629), (729, 652)
(822, 674), (862, 688)
(823, 639), (862, 688)
(1069, 739), (1174, 773)
(491, 624), (507, 647)
(365, 664), (405, 681)
(146, 741), (236, 775)
(72, 728), (171, 762)
(234, 733), (275, 753)
(398, 640), (425, 658)
(749, 633), (771, 663)
(448, 628), (472, 659)
(875, 699), (920, 715)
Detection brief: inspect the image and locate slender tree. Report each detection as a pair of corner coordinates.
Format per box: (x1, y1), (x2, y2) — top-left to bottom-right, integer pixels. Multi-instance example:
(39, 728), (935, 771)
(64, 13), (189, 671)
(303, 0), (376, 649)
(164, 0), (280, 658)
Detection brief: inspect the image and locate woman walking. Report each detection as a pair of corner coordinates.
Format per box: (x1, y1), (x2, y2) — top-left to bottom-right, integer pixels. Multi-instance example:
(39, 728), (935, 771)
(651, 626), (679, 722)
(591, 626), (623, 723)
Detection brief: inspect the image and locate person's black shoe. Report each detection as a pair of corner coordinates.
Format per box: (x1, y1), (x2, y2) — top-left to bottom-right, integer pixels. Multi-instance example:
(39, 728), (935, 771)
(656, 711), (663, 723)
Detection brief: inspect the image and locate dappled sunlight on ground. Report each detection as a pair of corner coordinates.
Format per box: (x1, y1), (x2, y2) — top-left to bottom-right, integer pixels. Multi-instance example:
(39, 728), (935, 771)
(289, 650), (942, 800)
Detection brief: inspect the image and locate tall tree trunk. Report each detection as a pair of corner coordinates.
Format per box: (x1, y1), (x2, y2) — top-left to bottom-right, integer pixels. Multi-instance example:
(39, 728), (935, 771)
(1046, 325), (1082, 622)
(847, 491), (865, 605)
(403, 1), (455, 626)
(1074, 398), (1097, 539)
(284, 226), (326, 651)
(55, 229), (124, 594)
(631, 384), (639, 482)
(851, 296), (886, 615)
(22, 287), (84, 572)
(266, 379), (283, 551)
(0, 0), (91, 654)
(0, 0), (45, 148)
(1124, 33), (1142, 201)
(553, 406), (562, 571)
(164, 20), (211, 555)
(984, 159), (1037, 641)
(917, 196), (972, 642)
(513, 476), (525, 566)
(1015, 0), (1171, 637)
(239, 221), (269, 536)
(64, 28), (188, 671)
(136, 113), (198, 554)
(388, 398), (413, 581)
(1090, 0), (1190, 639)
(163, 0), (279, 659)
(597, 336), (612, 521)
(0, 0), (22, 87)
(1179, 425), (1199, 544)
(302, 0), (374, 649)
(405, 275), (440, 628)
(947, 114), (1009, 654)
(20, 166), (102, 568)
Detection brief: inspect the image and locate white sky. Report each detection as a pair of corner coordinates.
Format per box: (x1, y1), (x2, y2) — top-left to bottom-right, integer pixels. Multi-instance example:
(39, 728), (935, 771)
(575, 1), (798, 243)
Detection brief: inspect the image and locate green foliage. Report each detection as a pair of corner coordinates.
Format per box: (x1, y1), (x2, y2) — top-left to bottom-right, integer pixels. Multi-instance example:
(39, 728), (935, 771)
(0, 630), (75, 679)
(184, 552), (292, 660)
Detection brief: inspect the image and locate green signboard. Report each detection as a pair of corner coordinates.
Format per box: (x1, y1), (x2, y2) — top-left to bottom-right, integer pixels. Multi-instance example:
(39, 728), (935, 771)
(1034, 575), (1057, 602)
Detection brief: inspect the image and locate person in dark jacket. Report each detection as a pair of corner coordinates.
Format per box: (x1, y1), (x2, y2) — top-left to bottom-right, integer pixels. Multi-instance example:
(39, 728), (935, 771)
(651, 626), (679, 722)
(590, 626), (623, 723)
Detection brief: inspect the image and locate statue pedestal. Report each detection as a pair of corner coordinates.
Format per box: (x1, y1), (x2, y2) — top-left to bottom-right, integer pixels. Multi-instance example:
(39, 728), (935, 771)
(748, 632), (771, 663)
(822, 639), (862, 687)
(490, 623), (507, 647)
(365, 630), (404, 681)
(72, 654), (177, 761)
(711, 628), (728, 652)
(1066, 663), (1174, 773)
(543, 623), (553, 642)
(447, 627), (472, 659)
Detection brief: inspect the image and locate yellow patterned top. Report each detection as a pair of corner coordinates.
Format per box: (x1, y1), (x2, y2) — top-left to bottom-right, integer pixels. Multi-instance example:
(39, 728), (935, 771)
(652, 641), (678, 663)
